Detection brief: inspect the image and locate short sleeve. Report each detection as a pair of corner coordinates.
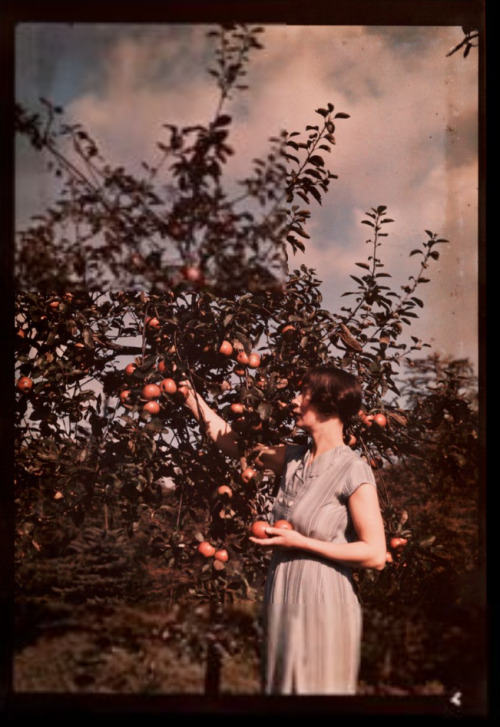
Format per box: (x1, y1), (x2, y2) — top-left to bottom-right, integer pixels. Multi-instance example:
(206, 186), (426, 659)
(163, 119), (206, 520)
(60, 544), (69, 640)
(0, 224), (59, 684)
(342, 457), (377, 499)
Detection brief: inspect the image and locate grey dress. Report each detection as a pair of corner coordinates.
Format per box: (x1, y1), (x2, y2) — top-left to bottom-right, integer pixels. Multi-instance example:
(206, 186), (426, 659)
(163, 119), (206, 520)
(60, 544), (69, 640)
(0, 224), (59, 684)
(263, 443), (377, 695)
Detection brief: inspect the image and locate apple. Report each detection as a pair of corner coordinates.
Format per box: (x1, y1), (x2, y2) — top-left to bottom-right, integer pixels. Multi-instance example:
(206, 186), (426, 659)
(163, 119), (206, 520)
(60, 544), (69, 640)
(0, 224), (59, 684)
(160, 378), (177, 395)
(275, 520), (293, 531)
(217, 485), (233, 498)
(236, 351), (249, 365)
(230, 402), (245, 415)
(142, 383), (161, 400)
(250, 521), (270, 539)
(177, 385), (190, 400)
(119, 389), (131, 404)
(143, 400), (160, 415)
(241, 467), (256, 483)
(198, 541), (216, 558)
(373, 412), (388, 428)
(281, 324), (296, 341)
(389, 537), (408, 551)
(146, 316), (161, 330)
(248, 352), (261, 369)
(125, 363), (137, 376)
(214, 549), (229, 563)
(358, 409), (372, 427)
(219, 340), (233, 356)
(182, 266), (204, 285)
(17, 376), (33, 393)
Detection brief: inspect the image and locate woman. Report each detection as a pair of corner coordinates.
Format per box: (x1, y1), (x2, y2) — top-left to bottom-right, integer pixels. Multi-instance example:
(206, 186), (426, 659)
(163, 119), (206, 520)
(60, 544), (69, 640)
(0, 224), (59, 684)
(182, 364), (386, 695)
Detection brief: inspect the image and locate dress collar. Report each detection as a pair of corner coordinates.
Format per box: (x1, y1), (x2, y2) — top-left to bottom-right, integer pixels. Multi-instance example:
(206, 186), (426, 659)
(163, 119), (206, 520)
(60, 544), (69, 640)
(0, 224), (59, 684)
(303, 444), (350, 474)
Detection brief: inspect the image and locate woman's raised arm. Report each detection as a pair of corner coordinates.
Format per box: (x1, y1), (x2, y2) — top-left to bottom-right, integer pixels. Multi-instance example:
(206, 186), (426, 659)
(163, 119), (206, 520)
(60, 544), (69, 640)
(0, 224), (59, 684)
(181, 381), (241, 460)
(181, 381), (287, 475)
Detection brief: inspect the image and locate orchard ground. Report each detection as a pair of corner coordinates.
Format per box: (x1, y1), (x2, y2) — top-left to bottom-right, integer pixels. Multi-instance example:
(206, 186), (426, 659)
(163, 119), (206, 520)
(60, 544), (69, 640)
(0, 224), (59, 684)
(14, 599), (447, 697)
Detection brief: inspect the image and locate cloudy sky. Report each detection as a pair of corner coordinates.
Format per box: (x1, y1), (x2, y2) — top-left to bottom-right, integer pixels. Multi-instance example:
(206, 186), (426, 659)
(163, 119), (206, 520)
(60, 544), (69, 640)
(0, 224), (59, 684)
(15, 22), (479, 371)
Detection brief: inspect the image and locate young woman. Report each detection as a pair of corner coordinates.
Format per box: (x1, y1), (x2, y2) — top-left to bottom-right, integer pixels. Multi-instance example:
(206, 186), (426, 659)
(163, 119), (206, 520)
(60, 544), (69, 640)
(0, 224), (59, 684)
(181, 365), (387, 695)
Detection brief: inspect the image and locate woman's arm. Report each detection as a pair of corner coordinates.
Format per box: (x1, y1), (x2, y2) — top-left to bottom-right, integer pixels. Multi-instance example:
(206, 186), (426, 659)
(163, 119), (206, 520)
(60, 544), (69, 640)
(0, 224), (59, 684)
(181, 381), (287, 474)
(250, 483), (387, 570)
(181, 381), (241, 459)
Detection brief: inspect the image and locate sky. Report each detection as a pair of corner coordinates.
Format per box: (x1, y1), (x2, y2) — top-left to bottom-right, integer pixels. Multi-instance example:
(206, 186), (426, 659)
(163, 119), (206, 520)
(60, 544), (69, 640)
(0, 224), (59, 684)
(15, 22), (480, 373)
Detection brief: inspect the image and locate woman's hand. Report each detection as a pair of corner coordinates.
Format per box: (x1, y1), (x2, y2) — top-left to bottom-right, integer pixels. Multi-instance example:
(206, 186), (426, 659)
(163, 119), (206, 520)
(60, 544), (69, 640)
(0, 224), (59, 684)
(249, 526), (306, 550)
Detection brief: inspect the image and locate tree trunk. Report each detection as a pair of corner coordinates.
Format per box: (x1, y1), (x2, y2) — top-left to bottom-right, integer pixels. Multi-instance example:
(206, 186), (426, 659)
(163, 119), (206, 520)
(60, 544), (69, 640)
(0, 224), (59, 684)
(204, 641), (222, 696)
(204, 600), (222, 696)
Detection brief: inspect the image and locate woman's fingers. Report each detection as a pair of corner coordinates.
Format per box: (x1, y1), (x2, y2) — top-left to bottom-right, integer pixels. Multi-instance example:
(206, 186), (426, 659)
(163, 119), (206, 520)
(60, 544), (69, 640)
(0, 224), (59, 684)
(249, 528), (285, 547)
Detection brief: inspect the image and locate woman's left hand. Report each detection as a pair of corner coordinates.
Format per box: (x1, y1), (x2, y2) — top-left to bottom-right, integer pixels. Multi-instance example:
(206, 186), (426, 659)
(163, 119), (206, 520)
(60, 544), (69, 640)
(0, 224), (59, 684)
(249, 526), (306, 550)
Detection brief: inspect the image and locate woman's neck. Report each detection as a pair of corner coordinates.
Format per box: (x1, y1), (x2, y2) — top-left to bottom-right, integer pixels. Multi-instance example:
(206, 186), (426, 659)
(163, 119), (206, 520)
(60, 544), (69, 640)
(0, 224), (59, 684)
(309, 418), (345, 461)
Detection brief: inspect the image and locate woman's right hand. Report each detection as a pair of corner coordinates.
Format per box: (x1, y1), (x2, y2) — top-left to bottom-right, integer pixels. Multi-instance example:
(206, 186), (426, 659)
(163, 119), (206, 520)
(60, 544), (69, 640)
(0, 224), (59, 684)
(178, 379), (197, 408)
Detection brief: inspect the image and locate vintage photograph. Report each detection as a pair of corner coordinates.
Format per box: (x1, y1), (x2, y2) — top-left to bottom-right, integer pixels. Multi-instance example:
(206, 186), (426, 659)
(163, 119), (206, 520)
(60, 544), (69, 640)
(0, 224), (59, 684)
(9, 1), (486, 717)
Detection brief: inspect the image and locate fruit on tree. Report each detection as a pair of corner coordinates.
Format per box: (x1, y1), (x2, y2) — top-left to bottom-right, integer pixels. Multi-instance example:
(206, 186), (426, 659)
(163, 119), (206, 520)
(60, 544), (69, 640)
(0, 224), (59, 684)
(198, 541), (216, 558)
(177, 385), (190, 399)
(373, 413), (387, 428)
(142, 383), (161, 400)
(236, 351), (249, 365)
(230, 402), (245, 415)
(146, 316), (161, 330)
(143, 400), (160, 415)
(217, 485), (233, 498)
(219, 340), (233, 356)
(390, 536), (408, 551)
(125, 363), (137, 376)
(17, 376), (33, 393)
(250, 521), (270, 539)
(214, 549), (229, 562)
(160, 378), (177, 395)
(157, 359), (167, 374)
(248, 352), (261, 368)
(242, 467), (256, 483)
(182, 266), (204, 285)
(358, 410), (372, 427)
(120, 389), (131, 404)
(234, 365), (246, 377)
(281, 324), (296, 341)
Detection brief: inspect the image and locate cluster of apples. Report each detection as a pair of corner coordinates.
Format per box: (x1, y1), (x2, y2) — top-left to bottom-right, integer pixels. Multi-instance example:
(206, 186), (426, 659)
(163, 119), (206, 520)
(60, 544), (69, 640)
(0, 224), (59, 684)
(120, 359), (191, 416)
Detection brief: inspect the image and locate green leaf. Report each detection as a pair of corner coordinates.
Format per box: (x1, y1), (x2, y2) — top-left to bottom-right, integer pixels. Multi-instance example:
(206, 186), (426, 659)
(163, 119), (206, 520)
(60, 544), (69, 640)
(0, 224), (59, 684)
(308, 155), (325, 167)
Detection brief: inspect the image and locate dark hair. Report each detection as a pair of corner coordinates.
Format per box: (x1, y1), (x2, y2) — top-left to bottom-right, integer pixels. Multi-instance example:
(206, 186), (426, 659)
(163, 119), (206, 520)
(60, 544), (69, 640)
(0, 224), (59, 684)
(301, 365), (362, 425)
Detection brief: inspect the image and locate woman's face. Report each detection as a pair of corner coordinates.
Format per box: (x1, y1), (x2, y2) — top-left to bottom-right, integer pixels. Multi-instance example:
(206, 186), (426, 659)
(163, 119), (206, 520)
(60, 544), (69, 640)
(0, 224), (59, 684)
(292, 387), (320, 430)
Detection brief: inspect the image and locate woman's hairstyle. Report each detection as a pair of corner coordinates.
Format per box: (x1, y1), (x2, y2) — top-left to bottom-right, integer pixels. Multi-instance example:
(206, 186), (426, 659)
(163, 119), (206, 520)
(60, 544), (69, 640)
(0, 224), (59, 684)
(301, 365), (362, 424)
